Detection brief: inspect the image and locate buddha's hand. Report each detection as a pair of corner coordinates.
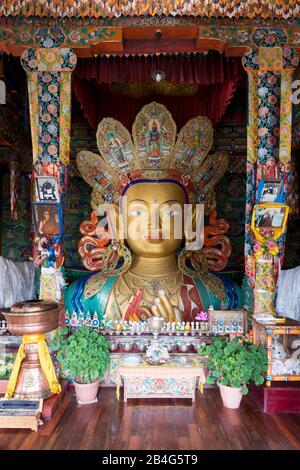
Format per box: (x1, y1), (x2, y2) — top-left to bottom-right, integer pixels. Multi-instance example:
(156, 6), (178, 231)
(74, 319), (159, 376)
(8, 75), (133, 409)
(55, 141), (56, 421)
(151, 289), (182, 323)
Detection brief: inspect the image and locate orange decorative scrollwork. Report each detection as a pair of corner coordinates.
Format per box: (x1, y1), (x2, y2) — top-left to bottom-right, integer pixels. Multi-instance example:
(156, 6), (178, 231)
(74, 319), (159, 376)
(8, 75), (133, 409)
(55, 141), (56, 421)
(203, 210), (232, 272)
(78, 210), (112, 271)
(78, 210), (131, 274)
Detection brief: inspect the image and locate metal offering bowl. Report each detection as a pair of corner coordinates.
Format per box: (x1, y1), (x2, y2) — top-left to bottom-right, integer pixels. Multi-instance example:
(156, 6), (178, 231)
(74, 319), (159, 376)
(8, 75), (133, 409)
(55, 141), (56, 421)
(144, 356), (168, 366)
(147, 316), (164, 332)
(1, 301), (60, 399)
(2, 301), (59, 336)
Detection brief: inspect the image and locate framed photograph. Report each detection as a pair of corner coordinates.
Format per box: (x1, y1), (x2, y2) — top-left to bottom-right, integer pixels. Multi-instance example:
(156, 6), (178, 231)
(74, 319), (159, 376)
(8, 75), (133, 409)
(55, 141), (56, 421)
(35, 176), (60, 203)
(257, 179), (284, 203)
(32, 203), (63, 236)
(253, 204), (288, 230)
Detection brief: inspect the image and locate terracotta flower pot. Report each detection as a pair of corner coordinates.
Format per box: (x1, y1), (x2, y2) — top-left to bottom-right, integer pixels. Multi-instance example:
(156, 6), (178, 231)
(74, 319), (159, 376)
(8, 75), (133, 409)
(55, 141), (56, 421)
(218, 382), (243, 409)
(74, 379), (99, 404)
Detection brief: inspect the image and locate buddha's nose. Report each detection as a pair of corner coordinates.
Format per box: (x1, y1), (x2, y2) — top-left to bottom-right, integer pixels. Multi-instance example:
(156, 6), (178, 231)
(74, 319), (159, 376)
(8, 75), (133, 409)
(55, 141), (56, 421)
(149, 204), (161, 230)
(147, 206), (162, 239)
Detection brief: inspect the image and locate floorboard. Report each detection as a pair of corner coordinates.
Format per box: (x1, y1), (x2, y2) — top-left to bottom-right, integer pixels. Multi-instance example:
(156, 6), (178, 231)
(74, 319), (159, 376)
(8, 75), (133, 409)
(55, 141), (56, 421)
(0, 388), (300, 450)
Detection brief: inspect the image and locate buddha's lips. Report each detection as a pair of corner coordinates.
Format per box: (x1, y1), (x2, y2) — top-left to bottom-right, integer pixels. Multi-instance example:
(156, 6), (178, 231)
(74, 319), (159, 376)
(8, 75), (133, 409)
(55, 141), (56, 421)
(145, 233), (163, 241)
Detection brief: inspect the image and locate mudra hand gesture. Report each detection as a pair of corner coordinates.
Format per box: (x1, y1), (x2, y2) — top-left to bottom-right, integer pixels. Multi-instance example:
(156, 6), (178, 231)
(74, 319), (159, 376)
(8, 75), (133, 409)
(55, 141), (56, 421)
(151, 289), (181, 323)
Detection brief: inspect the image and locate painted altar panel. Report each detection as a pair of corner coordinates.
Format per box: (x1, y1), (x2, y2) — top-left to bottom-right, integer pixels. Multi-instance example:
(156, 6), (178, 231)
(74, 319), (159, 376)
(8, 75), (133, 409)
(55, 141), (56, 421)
(123, 376), (195, 400)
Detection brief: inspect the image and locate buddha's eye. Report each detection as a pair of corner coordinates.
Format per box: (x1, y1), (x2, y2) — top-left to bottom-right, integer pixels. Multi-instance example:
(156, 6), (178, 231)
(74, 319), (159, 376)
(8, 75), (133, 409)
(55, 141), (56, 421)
(128, 209), (146, 217)
(163, 209), (178, 217)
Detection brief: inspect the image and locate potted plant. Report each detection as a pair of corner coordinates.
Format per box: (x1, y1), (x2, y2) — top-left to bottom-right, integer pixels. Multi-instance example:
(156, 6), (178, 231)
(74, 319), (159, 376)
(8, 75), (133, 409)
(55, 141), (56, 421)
(51, 325), (110, 404)
(198, 336), (267, 409)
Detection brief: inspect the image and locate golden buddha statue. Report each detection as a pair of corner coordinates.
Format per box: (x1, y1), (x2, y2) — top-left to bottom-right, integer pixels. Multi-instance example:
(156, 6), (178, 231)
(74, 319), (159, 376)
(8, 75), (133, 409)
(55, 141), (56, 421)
(64, 102), (242, 326)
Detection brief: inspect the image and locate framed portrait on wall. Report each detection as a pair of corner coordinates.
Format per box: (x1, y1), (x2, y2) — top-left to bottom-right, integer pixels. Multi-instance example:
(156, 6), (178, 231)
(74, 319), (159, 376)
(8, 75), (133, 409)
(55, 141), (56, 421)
(257, 179), (284, 203)
(32, 203), (63, 236)
(253, 204), (289, 230)
(35, 176), (60, 203)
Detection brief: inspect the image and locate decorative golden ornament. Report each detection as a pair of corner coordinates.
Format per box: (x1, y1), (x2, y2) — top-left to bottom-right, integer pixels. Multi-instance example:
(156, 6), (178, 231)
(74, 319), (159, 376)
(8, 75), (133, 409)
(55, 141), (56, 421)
(76, 101), (229, 205)
(204, 189), (217, 215)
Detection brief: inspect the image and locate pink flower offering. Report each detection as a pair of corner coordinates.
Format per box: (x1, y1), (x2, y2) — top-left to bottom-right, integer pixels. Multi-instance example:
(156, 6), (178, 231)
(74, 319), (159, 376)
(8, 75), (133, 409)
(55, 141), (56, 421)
(267, 241), (276, 250)
(195, 311), (208, 322)
(253, 243), (261, 253)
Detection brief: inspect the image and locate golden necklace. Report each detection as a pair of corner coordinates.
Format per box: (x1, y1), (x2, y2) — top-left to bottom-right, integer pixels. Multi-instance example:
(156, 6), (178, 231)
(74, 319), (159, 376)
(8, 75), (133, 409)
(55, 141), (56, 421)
(122, 270), (182, 296)
(113, 269), (182, 316)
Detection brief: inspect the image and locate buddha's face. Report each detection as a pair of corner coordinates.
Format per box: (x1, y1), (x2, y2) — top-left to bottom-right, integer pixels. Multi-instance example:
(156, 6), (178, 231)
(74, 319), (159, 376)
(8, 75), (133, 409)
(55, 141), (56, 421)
(123, 181), (186, 258)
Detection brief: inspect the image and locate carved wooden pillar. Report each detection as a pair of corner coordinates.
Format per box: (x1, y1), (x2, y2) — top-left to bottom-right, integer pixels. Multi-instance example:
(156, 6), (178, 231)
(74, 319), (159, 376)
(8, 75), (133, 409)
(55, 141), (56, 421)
(21, 28), (77, 301)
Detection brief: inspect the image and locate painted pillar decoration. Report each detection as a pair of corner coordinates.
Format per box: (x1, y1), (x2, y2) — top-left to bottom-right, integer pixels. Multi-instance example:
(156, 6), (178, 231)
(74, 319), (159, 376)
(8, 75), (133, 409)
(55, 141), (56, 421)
(242, 29), (299, 316)
(290, 65), (300, 218)
(21, 28), (77, 302)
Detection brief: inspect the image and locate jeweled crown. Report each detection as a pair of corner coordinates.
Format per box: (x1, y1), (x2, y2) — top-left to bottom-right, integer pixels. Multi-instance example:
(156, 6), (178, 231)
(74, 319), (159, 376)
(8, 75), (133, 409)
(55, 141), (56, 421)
(77, 102), (228, 207)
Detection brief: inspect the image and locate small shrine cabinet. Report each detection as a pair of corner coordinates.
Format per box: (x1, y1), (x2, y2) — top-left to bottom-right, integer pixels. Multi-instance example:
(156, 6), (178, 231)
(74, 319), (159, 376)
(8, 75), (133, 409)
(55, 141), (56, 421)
(253, 318), (300, 386)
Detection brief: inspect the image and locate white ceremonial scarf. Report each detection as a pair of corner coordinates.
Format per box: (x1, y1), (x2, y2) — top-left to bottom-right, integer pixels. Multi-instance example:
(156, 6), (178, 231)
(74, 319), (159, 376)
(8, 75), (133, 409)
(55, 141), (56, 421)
(0, 256), (36, 308)
(276, 266), (300, 321)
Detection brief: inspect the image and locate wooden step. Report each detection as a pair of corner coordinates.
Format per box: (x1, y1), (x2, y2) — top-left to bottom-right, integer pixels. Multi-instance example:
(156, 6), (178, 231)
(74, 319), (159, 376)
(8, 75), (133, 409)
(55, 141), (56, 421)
(249, 382), (300, 413)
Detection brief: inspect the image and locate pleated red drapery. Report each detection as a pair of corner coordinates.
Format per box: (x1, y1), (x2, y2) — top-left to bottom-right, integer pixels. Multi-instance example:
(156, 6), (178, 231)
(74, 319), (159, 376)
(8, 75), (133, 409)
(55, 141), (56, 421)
(73, 53), (244, 130)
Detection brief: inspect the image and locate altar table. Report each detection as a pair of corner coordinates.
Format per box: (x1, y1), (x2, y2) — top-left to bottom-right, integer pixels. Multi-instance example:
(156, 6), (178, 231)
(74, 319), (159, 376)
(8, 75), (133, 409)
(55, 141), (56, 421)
(115, 357), (206, 402)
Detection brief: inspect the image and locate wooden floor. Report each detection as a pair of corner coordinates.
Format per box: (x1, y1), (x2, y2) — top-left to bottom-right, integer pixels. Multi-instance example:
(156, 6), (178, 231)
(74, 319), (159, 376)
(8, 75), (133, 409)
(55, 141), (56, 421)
(1, 387), (300, 450)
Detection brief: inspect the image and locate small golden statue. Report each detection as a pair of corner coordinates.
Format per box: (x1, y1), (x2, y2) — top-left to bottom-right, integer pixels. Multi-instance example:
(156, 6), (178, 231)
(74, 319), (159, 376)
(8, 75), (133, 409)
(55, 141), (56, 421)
(65, 102), (242, 324)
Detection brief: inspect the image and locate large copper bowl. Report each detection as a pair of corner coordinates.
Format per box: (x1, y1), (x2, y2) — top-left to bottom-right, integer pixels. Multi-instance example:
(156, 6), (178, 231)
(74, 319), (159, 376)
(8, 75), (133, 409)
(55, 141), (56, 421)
(2, 301), (59, 335)
(1, 301), (60, 399)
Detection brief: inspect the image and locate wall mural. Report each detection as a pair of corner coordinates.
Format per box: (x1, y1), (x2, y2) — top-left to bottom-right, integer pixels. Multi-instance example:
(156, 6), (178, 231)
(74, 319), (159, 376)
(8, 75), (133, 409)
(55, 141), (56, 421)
(1, 174), (31, 261)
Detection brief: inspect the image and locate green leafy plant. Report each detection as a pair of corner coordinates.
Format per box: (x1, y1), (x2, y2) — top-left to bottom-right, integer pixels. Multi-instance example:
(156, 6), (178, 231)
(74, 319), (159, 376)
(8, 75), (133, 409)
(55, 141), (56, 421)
(198, 337), (267, 395)
(51, 325), (110, 384)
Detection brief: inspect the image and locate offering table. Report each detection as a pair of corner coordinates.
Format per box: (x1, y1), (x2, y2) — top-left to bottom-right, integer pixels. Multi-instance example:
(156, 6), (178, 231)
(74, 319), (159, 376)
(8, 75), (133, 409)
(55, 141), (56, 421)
(115, 356), (206, 402)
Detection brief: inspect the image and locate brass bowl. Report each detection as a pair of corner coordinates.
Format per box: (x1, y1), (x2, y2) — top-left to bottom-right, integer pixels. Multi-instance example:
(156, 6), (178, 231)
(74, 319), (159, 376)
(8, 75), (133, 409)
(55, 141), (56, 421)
(147, 316), (164, 332)
(2, 301), (59, 336)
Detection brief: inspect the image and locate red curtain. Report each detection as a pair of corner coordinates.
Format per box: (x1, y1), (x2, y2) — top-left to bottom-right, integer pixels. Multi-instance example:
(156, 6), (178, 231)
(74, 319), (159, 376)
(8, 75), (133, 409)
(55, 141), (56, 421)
(73, 53), (244, 130)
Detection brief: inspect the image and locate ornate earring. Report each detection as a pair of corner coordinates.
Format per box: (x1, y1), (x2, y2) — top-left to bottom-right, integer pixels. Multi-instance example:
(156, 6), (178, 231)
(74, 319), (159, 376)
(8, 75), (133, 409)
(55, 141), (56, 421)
(105, 240), (131, 277)
(178, 247), (208, 278)
(78, 209), (132, 275)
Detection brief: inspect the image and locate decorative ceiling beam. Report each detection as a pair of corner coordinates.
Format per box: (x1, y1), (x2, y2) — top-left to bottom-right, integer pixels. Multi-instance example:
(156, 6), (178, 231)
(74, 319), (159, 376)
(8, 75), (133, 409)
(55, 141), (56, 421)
(123, 26), (198, 41)
(0, 23), (300, 58)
